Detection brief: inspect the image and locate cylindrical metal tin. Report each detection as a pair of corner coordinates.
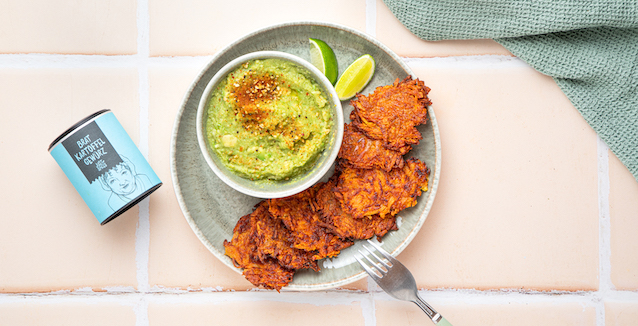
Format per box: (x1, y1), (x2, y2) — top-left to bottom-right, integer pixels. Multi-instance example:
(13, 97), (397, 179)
(49, 110), (162, 225)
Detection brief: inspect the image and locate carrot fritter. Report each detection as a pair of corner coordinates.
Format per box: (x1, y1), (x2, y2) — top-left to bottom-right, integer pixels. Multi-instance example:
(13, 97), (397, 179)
(338, 123), (409, 172)
(241, 259), (294, 291)
(335, 158), (430, 219)
(223, 202), (318, 290)
(315, 176), (398, 240)
(224, 232), (294, 292)
(350, 76), (431, 150)
(268, 185), (353, 260)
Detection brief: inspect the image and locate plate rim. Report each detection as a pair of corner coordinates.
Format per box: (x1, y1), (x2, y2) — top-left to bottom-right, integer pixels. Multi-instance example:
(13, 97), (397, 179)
(169, 21), (442, 291)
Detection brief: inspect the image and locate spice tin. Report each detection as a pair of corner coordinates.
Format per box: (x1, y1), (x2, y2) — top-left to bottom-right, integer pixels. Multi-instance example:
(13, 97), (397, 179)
(48, 110), (162, 225)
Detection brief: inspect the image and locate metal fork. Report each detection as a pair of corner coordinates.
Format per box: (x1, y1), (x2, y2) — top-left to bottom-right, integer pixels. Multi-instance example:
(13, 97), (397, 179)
(356, 240), (452, 326)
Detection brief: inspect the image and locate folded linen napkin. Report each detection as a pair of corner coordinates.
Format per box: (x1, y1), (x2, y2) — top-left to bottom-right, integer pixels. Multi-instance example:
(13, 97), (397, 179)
(383, 0), (638, 181)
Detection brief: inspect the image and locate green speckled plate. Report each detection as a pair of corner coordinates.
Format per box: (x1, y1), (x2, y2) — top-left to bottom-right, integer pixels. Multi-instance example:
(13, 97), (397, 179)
(170, 21), (441, 291)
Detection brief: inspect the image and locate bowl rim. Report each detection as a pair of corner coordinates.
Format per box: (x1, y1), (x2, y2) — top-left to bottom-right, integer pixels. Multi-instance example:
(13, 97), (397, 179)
(195, 50), (344, 198)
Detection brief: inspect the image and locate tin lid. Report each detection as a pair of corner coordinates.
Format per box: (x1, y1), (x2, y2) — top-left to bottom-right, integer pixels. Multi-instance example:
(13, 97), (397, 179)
(48, 109), (111, 152)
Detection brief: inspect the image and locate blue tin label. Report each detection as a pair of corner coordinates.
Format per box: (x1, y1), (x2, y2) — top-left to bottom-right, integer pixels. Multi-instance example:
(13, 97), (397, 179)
(50, 111), (162, 225)
(61, 121), (123, 183)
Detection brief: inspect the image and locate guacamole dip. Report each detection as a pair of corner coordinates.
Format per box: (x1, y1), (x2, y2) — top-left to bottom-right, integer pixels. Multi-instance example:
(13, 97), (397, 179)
(205, 58), (333, 181)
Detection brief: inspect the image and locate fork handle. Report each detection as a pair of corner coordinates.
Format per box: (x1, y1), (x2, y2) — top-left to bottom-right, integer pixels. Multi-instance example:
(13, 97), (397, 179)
(414, 297), (452, 325)
(435, 317), (453, 326)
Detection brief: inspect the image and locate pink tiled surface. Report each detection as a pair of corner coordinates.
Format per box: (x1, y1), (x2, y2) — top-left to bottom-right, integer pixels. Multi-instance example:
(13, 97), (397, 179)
(149, 0), (366, 56)
(609, 152), (638, 290)
(0, 0), (137, 55)
(605, 301), (638, 325)
(148, 299), (366, 325)
(1, 0), (637, 325)
(0, 302), (136, 326)
(376, 300), (596, 326)
(405, 62), (599, 291)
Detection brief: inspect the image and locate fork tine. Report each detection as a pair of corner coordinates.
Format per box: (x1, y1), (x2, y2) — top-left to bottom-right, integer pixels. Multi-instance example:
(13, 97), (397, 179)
(361, 244), (391, 270)
(355, 254), (381, 279)
(359, 248), (389, 275)
(366, 240), (394, 262)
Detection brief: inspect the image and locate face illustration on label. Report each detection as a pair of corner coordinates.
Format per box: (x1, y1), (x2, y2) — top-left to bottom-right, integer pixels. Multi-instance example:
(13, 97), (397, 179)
(104, 164), (136, 196)
(98, 155), (152, 210)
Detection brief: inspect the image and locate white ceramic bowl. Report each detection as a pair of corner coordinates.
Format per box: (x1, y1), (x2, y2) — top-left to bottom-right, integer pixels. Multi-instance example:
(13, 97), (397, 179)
(196, 51), (344, 198)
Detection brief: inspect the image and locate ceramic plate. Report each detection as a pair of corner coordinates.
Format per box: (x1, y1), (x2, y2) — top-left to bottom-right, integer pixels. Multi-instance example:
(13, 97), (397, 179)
(170, 21), (441, 290)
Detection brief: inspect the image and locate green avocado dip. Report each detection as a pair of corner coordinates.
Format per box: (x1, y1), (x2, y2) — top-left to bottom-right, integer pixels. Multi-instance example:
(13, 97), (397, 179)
(205, 58), (333, 181)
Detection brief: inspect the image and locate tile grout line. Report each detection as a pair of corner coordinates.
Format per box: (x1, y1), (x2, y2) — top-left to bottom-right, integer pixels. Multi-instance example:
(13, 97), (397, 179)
(362, 277), (379, 326)
(134, 295), (150, 326)
(366, 0), (377, 38)
(135, 0), (151, 325)
(403, 55), (530, 70)
(0, 53), (523, 68)
(597, 136), (612, 326)
(2, 288), (635, 302)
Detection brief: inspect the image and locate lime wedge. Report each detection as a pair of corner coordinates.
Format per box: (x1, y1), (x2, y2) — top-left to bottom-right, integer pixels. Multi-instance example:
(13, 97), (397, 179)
(334, 54), (375, 101)
(309, 38), (338, 85)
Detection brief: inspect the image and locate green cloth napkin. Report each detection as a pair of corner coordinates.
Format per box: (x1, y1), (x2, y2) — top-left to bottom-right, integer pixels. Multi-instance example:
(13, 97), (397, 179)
(383, 0), (638, 181)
